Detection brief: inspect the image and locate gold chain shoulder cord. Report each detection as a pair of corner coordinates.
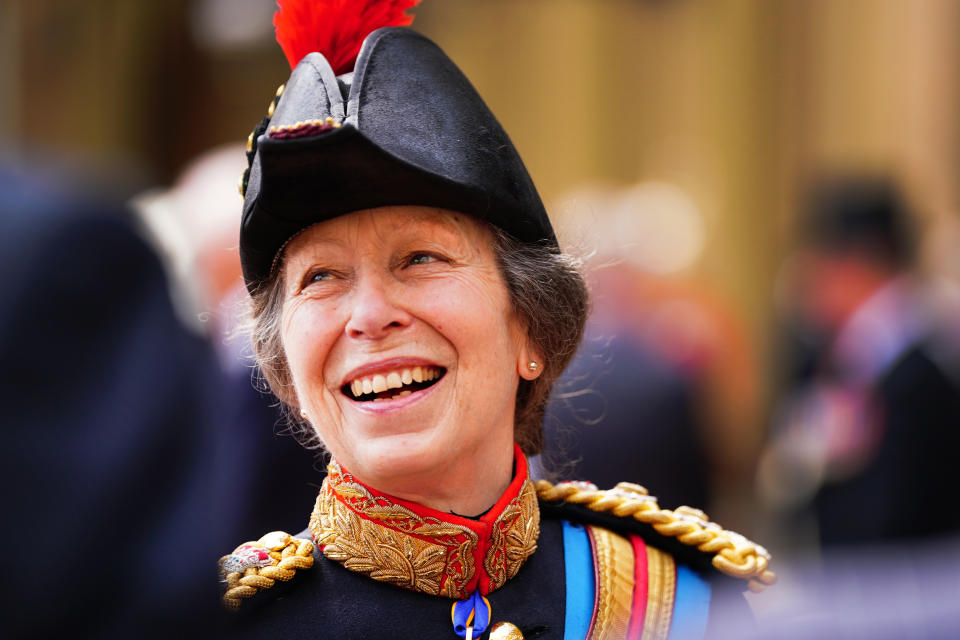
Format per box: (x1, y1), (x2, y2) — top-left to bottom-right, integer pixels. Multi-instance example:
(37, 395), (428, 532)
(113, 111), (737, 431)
(534, 480), (776, 592)
(219, 531), (315, 609)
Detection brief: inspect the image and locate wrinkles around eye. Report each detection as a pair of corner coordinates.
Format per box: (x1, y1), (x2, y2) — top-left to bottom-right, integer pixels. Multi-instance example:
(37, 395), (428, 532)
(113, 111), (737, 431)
(295, 268), (347, 295)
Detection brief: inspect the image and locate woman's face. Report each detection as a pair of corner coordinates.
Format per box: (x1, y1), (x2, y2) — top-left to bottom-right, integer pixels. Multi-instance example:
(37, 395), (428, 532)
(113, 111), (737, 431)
(280, 206), (538, 486)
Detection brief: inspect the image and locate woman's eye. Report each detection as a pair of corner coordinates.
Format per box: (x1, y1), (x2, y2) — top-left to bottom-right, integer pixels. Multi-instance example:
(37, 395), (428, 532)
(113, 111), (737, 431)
(296, 268), (343, 295)
(308, 270), (333, 283)
(408, 253), (437, 266)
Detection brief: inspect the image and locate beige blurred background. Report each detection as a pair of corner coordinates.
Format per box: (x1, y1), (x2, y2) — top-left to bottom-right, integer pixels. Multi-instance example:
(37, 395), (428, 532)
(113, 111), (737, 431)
(4, 0), (957, 355)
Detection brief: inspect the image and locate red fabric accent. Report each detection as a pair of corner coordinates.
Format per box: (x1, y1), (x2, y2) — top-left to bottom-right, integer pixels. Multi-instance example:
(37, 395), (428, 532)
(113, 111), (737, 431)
(475, 443), (530, 594)
(274, 0), (421, 73)
(332, 444), (530, 596)
(627, 535), (649, 640)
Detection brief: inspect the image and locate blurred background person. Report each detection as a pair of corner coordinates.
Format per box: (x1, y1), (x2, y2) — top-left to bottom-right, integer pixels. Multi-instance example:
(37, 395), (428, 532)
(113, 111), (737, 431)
(541, 183), (762, 528)
(759, 176), (960, 547)
(131, 144), (322, 539)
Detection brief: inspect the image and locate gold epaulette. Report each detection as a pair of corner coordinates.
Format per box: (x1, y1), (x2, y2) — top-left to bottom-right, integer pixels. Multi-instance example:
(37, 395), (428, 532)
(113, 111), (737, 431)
(535, 480), (776, 592)
(218, 531), (315, 609)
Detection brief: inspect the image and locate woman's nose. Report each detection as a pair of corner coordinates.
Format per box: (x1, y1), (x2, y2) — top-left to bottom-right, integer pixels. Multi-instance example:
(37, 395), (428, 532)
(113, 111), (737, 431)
(344, 274), (412, 340)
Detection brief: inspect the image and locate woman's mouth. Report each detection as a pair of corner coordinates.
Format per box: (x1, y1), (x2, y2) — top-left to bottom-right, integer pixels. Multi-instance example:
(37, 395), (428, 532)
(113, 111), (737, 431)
(342, 366), (446, 402)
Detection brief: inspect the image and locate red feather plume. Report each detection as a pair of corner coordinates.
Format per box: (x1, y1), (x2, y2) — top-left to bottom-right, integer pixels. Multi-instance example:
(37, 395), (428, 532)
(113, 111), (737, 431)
(274, 0), (421, 74)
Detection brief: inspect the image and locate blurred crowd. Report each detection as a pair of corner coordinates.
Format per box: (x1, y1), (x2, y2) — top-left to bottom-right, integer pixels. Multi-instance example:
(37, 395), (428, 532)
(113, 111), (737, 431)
(539, 176), (960, 637)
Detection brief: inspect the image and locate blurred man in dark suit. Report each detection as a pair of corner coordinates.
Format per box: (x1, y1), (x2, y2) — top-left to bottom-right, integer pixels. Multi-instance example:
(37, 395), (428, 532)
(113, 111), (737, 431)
(761, 176), (960, 545)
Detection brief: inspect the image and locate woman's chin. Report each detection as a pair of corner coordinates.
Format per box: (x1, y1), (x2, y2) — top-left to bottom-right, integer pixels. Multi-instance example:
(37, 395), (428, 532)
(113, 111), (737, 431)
(341, 433), (450, 488)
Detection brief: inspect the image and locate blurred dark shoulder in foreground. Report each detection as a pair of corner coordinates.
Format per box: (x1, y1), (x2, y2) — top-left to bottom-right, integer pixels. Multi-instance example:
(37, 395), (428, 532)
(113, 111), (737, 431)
(0, 158), (229, 638)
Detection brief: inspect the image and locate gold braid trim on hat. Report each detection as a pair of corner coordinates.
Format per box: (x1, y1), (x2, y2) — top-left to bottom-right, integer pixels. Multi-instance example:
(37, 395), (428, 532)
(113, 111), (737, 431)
(219, 531), (315, 610)
(534, 480), (776, 592)
(239, 83), (286, 198)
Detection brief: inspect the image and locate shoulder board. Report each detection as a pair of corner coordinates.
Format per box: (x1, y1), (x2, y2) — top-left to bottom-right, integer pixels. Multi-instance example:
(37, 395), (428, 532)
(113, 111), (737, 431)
(535, 479), (776, 592)
(218, 530), (316, 610)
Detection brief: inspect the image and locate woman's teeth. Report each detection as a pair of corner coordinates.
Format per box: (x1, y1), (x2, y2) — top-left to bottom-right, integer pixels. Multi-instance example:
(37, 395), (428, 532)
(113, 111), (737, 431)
(347, 366), (443, 401)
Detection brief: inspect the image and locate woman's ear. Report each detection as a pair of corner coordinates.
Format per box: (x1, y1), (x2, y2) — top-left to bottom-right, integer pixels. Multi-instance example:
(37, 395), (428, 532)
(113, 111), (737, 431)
(517, 340), (545, 381)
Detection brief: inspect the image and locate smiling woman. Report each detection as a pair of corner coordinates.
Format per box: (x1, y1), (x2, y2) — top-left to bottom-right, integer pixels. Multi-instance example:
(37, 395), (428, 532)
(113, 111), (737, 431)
(278, 207), (547, 515)
(218, 2), (774, 638)
(250, 207), (588, 466)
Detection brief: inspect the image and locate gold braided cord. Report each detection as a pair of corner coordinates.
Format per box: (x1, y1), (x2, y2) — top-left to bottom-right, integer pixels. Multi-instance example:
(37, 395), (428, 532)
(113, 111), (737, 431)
(219, 531), (315, 610)
(534, 480), (776, 591)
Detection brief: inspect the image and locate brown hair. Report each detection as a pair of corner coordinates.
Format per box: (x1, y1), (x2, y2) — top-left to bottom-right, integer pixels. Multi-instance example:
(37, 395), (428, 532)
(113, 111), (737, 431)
(247, 223), (589, 455)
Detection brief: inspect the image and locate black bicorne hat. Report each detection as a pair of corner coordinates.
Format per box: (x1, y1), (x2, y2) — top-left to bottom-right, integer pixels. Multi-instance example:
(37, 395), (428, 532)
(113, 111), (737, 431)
(240, 26), (556, 292)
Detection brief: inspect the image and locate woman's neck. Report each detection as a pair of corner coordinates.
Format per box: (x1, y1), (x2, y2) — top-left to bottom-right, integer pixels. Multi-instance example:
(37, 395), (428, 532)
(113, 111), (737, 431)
(348, 435), (517, 516)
